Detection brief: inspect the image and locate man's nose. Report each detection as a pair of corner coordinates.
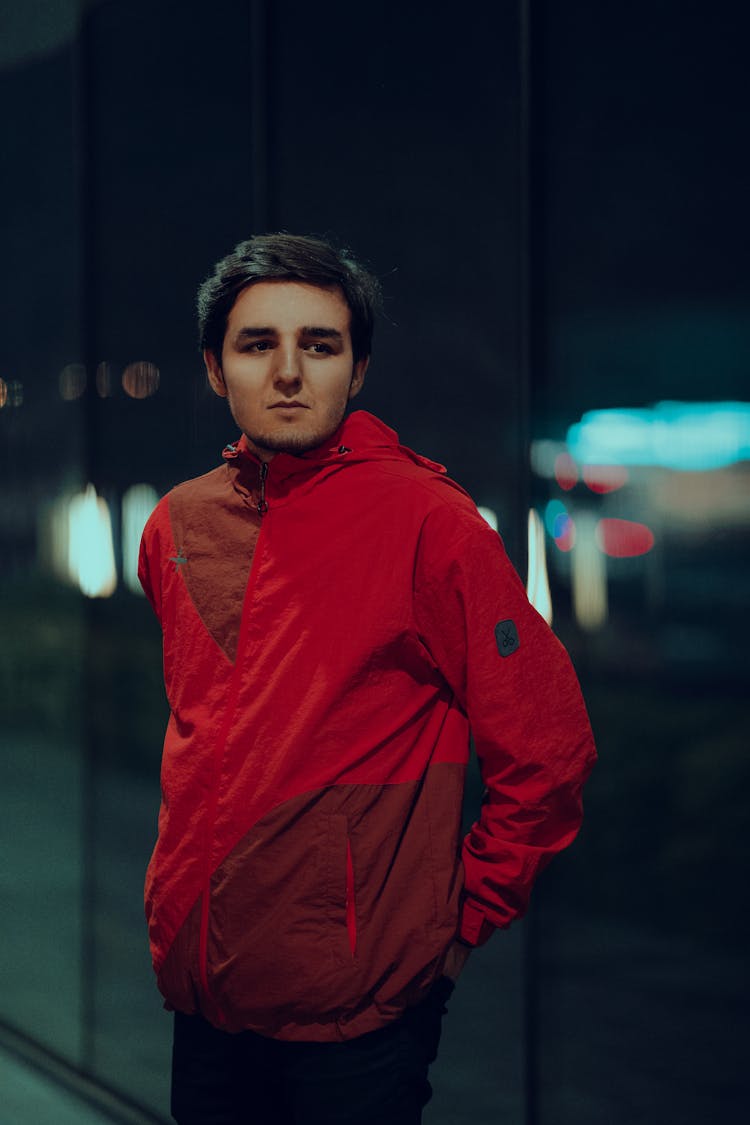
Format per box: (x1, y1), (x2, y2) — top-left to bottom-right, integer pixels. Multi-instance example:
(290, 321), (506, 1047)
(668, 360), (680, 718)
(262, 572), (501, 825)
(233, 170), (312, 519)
(272, 344), (302, 387)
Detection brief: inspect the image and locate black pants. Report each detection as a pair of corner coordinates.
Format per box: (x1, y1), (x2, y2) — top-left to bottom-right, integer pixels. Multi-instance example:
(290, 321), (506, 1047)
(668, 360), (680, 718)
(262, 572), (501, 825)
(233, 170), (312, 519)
(171, 978), (454, 1125)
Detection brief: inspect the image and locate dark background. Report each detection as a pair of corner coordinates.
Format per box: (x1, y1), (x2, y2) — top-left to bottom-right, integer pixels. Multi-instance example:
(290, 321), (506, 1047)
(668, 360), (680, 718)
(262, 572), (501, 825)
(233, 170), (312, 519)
(1, 2), (748, 1122)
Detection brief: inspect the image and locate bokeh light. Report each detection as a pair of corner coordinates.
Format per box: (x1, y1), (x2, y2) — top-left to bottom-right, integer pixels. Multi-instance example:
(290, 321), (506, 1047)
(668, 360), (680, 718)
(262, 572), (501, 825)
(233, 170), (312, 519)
(122, 361), (160, 399)
(554, 452), (578, 491)
(596, 518), (655, 558)
(122, 484), (159, 594)
(67, 484), (117, 597)
(527, 509), (553, 624)
(567, 401), (750, 470)
(60, 363), (86, 401)
(571, 512), (607, 631)
(582, 463), (629, 493)
(477, 505), (499, 531)
(7, 379), (23, 406)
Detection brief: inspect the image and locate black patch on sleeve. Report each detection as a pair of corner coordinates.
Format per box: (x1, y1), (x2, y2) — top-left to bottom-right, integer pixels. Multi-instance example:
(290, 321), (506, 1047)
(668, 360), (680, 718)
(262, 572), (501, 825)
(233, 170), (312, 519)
(495, 619), (520, 657)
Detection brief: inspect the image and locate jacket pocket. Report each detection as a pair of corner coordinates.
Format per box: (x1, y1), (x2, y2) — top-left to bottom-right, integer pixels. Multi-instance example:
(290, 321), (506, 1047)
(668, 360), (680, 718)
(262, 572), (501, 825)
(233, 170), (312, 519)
(345, 836), (357, 957)
(326, 813), (357, 965)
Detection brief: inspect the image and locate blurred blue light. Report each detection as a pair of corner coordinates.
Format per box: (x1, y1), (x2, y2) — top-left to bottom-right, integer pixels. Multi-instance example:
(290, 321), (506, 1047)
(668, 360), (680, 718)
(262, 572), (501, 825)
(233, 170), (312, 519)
(566, 401), (750, 470)
(544, 499), (567, 537)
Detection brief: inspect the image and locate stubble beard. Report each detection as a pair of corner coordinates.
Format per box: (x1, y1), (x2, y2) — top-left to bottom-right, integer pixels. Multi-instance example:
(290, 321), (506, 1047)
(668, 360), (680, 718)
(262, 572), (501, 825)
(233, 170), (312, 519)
(239, 401), (350, 459)
(246, 426), (332, 457)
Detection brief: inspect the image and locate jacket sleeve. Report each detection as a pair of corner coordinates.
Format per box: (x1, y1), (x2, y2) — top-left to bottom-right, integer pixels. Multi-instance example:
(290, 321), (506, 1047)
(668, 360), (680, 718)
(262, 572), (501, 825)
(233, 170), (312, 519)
(413, 495), (596, 945)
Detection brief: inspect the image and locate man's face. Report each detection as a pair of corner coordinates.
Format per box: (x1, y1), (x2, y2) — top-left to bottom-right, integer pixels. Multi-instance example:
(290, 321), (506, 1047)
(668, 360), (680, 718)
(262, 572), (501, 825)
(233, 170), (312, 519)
(205, 281), (368, 461)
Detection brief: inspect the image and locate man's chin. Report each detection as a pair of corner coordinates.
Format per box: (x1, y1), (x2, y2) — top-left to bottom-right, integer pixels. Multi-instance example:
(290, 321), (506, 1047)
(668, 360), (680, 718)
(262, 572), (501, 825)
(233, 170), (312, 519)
(244, 425), (335, 458)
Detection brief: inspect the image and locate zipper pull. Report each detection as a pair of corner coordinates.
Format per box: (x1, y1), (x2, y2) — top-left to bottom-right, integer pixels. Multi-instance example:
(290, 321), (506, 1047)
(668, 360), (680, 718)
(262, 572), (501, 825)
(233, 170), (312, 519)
(257, 461), (269, 515)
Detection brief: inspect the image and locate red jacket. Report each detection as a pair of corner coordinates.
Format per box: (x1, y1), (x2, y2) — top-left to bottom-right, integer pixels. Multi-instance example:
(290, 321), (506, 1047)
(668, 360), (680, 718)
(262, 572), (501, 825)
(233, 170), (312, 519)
(139, 410), (595, 1041)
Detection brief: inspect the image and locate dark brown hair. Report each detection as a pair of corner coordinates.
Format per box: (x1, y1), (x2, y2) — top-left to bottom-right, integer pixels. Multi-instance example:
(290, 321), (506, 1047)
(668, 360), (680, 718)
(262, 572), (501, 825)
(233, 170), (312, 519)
(197, 233), (382, 364)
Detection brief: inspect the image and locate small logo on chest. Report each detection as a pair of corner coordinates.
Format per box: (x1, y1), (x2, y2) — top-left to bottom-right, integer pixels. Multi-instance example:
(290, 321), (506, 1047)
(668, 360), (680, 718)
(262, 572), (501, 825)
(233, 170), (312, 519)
(169, 550), (188, 570)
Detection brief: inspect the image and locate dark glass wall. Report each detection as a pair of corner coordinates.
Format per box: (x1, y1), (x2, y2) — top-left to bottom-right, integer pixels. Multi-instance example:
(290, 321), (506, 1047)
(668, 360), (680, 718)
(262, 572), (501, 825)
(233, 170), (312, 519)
(529, 4), (750, 1124)
(1, 2), (527, 1121)
(0, 1), (85, 1065)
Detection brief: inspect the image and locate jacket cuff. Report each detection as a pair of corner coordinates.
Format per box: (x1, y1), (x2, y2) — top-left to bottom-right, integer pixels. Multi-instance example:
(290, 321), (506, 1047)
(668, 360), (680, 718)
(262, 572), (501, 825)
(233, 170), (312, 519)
(457, 898), (496, 946)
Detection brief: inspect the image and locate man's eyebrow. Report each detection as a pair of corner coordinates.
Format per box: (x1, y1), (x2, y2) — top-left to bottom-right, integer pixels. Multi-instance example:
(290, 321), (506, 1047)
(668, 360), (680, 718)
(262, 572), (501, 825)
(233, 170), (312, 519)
(232, 326), (344, 342)
(233, 326), (277, 340)
(301, 327), (344, 341)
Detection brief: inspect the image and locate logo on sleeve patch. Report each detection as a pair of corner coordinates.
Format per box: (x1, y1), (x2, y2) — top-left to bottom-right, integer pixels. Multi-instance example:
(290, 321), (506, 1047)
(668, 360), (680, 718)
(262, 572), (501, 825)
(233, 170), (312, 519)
(495, 619), (520, 657)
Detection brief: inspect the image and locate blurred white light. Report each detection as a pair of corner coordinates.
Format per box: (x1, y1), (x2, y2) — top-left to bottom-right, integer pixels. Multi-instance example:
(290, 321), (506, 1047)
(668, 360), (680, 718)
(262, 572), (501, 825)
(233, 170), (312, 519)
(526, 509), (552, 625)
(477, 505), (498, 531)
(571, 511), (608, 631)
(68, 484), (117, 598)
(122, 484), (159, 594)
(46, 495), (71, 581)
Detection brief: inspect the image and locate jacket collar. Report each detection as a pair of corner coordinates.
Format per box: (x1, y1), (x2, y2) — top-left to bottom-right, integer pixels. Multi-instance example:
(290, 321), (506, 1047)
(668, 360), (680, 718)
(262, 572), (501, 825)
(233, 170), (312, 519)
(222, 410), (448, 505)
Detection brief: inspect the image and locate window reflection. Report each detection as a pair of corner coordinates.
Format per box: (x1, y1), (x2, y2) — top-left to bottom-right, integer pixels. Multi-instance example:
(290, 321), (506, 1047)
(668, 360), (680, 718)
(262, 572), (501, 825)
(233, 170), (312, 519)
(532, 399), (750, 641)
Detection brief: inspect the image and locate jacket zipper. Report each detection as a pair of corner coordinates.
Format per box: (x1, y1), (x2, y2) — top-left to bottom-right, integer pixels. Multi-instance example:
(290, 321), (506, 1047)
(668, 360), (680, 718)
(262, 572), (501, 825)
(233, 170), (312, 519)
(198, 467), (269, 1017)
(257, 461), (268, 515)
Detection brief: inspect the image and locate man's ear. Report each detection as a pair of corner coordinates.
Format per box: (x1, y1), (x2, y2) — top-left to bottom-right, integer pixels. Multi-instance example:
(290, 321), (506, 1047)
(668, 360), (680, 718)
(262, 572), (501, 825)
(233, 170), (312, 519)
(348, 356), (369, 400)
(204, 349), (227, 398)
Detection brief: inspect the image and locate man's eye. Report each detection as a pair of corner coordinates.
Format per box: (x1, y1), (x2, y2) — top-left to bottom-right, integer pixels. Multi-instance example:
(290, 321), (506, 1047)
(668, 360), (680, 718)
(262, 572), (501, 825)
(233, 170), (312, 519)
(307, 342), (333, 354)
(242, 340), (272, 352)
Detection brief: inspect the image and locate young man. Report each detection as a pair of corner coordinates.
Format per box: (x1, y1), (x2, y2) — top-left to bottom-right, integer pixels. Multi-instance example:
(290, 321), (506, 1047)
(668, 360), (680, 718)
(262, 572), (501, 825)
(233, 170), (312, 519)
(139, 233), (596, 1125)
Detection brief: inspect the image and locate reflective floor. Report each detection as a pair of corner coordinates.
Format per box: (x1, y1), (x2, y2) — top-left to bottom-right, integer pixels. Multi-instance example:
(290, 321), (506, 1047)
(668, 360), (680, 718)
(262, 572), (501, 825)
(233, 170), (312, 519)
(0, 1047), (120, 1125)
(2, 728), (747, 1124)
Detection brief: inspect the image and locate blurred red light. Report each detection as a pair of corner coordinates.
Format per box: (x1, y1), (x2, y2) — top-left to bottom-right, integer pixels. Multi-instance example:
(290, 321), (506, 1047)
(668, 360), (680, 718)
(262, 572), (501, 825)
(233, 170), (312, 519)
(596, 518), (654, 557)
(554, 452), (578, 491)
(554, 515), (576, 552)
(582, 464), (629, 493)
